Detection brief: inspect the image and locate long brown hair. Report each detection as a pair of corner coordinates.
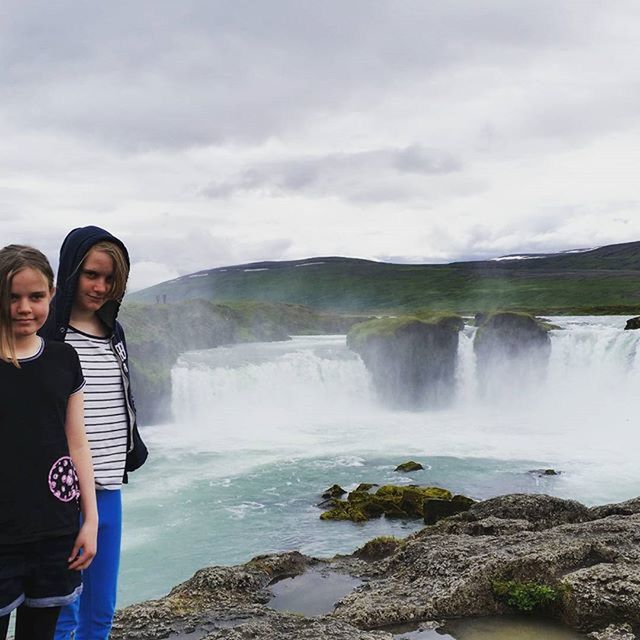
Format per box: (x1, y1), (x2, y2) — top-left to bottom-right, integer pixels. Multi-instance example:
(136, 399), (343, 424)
(0, 245), (54, 367)
(84, 241), (129, 302)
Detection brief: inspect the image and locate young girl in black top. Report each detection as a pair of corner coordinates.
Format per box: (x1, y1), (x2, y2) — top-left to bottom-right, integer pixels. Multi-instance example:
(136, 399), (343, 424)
(0, 245), (98, 640)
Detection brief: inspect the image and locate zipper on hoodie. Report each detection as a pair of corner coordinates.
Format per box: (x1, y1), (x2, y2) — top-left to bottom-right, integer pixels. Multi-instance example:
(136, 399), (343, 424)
(111, 335), (136, 454)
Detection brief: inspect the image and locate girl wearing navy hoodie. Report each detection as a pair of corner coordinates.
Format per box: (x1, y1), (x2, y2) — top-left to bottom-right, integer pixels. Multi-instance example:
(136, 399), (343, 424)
(42, 227), (148, 640)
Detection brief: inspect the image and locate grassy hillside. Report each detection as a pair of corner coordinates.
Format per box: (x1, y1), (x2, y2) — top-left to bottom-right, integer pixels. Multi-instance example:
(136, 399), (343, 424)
(129, 242), (640, 315)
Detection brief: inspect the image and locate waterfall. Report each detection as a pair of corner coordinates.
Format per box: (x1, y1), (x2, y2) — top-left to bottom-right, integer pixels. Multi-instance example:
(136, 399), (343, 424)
(172, 319), (640, 419)
(164, 320), (640, 487)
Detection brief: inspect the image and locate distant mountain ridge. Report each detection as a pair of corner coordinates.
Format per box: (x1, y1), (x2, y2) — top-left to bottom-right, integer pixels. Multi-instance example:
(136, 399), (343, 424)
(130, 241), (640, 314)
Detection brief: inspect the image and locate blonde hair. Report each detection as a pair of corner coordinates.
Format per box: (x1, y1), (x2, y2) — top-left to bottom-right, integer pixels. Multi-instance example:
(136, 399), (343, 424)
(0, 245), (54, 367)
(85, 241), (129, 302)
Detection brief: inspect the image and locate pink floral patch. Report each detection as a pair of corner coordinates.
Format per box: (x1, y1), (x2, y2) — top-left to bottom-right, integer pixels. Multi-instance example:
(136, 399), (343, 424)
(48, 456), (80, 503)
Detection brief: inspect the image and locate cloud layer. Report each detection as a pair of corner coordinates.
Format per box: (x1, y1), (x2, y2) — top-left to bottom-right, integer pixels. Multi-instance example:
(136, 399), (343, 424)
(2, 1), (640, 289)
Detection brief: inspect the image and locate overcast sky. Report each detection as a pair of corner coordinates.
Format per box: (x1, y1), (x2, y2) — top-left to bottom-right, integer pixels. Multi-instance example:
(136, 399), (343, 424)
(2, 1), (640, 290)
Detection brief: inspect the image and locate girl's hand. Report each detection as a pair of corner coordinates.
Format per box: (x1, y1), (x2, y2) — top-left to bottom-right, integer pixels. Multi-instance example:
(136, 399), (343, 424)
(68, 520), (98, 571)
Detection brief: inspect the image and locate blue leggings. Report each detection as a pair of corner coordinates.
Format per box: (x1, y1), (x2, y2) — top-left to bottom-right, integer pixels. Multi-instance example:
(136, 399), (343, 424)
(54, 489), (121, 640)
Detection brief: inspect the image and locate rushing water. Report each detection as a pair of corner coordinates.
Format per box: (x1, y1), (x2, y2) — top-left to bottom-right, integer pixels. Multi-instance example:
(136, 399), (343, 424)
(119, 316), (640, 607)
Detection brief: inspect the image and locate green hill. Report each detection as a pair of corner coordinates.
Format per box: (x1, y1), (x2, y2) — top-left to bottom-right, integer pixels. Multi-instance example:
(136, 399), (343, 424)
(129, 242), (640, 315)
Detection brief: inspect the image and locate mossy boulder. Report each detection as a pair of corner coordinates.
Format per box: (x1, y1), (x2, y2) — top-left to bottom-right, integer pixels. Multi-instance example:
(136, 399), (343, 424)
(347, 315), (463, 408)
(424, 494), (476, 525)
(529, 468), (561, 477)
(353, 483), (378, 493)
(473, 312), (551, 395)
(395, 461), (424, 472)
(355, 536), (403, 561)
(320, 484), (471, 522)
(322, 484), (347, 499)
(320, 501), (369, 522)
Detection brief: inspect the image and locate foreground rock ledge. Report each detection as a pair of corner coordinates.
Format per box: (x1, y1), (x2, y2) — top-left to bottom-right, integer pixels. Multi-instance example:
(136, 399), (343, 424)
(112, 494), (640, 640)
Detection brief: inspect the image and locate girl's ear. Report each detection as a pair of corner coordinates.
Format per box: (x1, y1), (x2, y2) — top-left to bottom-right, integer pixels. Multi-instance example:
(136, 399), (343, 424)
(51, 286), (56, 298)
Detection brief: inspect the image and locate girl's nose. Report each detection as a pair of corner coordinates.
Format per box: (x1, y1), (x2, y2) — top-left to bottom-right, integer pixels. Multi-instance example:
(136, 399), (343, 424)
(17, 299), (31, 313)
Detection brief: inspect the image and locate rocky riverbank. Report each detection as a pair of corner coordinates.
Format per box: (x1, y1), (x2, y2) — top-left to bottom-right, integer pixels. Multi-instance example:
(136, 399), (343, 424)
(112, 493), (640, 639)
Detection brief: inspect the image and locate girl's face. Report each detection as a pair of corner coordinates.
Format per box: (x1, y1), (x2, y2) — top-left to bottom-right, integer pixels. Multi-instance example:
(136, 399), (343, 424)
(10, 267), (53, 339)
(74, 249), (115, 314)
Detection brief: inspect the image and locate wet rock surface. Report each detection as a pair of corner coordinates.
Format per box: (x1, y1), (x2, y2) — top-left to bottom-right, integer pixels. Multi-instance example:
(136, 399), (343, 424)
(473, 312), (552, 396)
(394, 461), (425, 472)
(113, 494), (640, 639)
(347, 316), (462, 409)
(320, 484), (474, 523)
(589, 623), (637, 640)
(624, 316), (640, 331)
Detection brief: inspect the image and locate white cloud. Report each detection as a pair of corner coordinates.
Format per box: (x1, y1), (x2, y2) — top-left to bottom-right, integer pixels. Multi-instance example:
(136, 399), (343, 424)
(128, 261), (180, 293)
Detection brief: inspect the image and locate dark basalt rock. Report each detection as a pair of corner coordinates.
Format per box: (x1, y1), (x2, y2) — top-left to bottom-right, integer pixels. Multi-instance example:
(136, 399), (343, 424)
(354, 483), (378, 492)
(474, 312), (487, 327)
(467, 493), (590, 530)
(473, 312), (552, 395)
(323, 484), (347, 499)
(625, 316), (640, 330)
(394, 461), (424, 472)
(589, 497), (640, 520)
(423, 494), (475, 525)
(347, 316), (463, 409)
(355, 536), (403, 562)
(529, 468), (561, 476)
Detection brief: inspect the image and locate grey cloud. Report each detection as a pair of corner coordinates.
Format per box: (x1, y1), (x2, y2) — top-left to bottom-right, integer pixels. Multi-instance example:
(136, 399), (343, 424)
(0, 0), (616, 152)
(200, 145), (462, 203)
(123, 223), (293, 275)
(392, 145), (462, 175)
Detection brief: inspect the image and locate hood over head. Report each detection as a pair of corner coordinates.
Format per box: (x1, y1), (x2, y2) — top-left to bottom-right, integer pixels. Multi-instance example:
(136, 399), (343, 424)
(49, 226), (130, 338)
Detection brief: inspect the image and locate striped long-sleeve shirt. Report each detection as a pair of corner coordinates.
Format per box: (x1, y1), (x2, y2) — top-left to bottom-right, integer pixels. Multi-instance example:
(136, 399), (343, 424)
(65, 326), (128, 490)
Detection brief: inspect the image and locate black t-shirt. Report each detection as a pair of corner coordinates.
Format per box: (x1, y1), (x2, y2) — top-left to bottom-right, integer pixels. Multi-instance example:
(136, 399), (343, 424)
(0, 339), (85, 544)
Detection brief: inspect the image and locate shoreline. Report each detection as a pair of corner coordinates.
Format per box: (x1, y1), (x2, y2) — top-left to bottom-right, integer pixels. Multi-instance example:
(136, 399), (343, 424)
(113, 492), (640, 640)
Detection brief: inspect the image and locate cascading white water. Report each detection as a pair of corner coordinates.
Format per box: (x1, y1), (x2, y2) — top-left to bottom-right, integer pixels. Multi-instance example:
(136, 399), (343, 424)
(169, 337), (373, 453)
(164, 318), (640, 497)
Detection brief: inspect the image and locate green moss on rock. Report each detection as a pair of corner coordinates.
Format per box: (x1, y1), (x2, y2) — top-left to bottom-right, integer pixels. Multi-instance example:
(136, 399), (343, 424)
(492, 579), (566, 612)
(322, 484), (347, 499)
(320, 484), (470, 522)
(394, 461), (424, 472)
(353, 483), (377, 493)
